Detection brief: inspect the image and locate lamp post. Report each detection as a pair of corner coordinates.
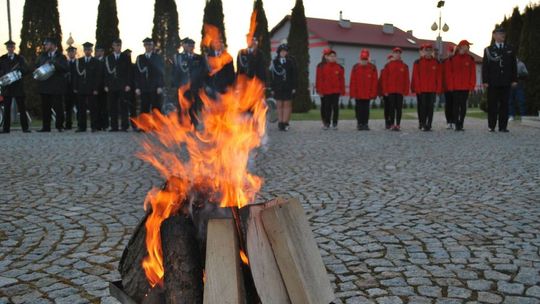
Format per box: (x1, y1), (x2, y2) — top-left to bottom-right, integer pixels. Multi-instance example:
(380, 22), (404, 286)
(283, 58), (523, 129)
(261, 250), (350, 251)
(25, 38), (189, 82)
(431, 0), (449, 60)
(6, 0), (12, 40)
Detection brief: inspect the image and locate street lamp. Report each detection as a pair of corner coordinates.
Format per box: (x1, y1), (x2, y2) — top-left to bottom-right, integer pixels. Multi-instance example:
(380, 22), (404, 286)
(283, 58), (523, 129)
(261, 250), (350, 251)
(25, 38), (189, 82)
(6, 0), (12, 40)
(431, 0), (449, 60)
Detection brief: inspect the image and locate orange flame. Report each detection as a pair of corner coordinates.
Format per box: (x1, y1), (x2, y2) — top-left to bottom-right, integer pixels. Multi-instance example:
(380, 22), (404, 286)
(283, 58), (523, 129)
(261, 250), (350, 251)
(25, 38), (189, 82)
(240, 250), (249, 265)
(246, 10), (258, 44)
(202, 24), (233, 76)
(134, 74), (267, 286)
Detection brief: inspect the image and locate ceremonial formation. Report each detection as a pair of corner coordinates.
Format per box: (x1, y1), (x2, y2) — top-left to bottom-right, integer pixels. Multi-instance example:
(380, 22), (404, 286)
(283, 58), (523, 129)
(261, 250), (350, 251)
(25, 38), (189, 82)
(0, 26), (521, 134)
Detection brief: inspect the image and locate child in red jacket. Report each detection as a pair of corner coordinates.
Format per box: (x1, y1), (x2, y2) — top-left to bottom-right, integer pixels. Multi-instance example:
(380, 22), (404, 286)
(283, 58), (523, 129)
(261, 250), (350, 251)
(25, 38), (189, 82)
(451, 40), (476, 131)
(350, 49), (378, 130)
(316, 48), (345, 130)
(412, 44), (442, 131)
(382, 47), (410, 131)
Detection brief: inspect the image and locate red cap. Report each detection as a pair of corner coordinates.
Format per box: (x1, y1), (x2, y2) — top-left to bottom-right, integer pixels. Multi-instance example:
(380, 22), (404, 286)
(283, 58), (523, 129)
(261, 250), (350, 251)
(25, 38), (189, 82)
(323, 48), (336, 56)
(392, 47), (402, 53)
(457, 40), (472, 47)
(360, 49), (370, 60)
(420, 43), (434, 50)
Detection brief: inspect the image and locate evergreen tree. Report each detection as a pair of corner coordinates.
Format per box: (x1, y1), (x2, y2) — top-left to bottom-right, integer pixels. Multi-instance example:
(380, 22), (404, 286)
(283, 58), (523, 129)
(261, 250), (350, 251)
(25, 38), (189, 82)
(507, 7), (523, 54)
(201, 0), (227, 50)
(95, 0), (120, 55)
(519, 5), (540, 114)
(287, 0), (311, 113)
(152, 0), (180, 61)
(19, 0), (63, 115)
(252, 0), (271, 86)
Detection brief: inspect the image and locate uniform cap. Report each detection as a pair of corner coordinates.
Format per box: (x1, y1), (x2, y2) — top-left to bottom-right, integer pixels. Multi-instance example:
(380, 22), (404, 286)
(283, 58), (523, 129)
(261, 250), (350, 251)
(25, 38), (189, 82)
(82, 42), (94, 49)
(4, 40), (15, 46)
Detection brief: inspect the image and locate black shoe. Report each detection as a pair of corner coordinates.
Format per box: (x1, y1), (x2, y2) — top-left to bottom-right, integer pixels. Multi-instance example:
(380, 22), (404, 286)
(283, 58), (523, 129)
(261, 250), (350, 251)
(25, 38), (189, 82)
(23, 130), (31, 133)
(489, 128), (495, 132)
(0, 130), (9, 134)
(91, 129), (98, 133)
(500, 129), (509, 133)
(109, 129), (119, 132)
(121, 129), (129, 132)
(65, 126), (72, 130)
(37, 129), (51, 133)
(57, 128), (63, 132)
(75, 129), (86, 133)
(364, 125), (370, 131)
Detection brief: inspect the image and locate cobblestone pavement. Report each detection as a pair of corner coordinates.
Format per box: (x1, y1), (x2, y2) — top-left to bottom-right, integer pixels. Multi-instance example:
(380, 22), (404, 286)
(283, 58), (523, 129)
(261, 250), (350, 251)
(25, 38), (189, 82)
(1, 117), (539, 304)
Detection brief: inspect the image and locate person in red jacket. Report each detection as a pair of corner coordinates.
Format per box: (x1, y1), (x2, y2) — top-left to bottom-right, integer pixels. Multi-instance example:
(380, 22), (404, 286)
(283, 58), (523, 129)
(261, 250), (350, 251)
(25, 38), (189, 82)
(350, 49), (378, 131)
(443, 45), (456, 129)
(451, 40), (476, 131)
(412, 43), (442, 131)
(316, 48), (345, 130)
(382, 47), (409, 131)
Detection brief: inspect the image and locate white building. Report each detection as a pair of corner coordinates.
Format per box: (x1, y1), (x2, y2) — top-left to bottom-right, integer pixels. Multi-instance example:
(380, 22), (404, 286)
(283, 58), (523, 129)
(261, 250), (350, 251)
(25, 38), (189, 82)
(270, 14), (483, 105)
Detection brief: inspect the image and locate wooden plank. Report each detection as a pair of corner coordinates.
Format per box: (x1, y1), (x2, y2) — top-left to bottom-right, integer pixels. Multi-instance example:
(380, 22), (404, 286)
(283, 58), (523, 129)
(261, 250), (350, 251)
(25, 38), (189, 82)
(246, 198), (291, 304)
(261, 198), (335, 304)
(203, 219), (245, 304)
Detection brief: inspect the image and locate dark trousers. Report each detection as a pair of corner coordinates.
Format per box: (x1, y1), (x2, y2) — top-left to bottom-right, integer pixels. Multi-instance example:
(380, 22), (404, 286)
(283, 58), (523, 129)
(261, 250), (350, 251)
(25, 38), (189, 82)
(488, 86), (510, 131)
(183, 89), (202, 126)
(108, 90), (129, 131)
(453, 90), (469, 130)
(355, 99), (370, 126)
(382, 96), (390, 128)
(127, 91), (137, 128)
(64, 92), (77, 129)
(444, 91), (454, 124)
(320, 93), (340, 126)
(41, 94), (64, 131)
(509, 85), (526, 117)
(2, 96), (29, 132)
(77, 95), (99, 131)
(97, 92), (109, 130)
(387, 93), (403, 126)
(417, 93), (436, 130)
(140, 92), (161, 114)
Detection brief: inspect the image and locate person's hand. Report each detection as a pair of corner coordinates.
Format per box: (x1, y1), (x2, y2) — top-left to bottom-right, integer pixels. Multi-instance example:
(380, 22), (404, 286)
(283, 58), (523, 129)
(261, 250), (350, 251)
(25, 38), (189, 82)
(125, 85), (131, 92)
(292, 89), (296, 94)
(157, 87), (163, 95)
(93, 90), (98, 95)
(135, 89), (141, 96)
(511, 82), (518, 88)
(104, 86), (109, 92)
(73, 90), (78, 94)
(483, 83), (489, 89)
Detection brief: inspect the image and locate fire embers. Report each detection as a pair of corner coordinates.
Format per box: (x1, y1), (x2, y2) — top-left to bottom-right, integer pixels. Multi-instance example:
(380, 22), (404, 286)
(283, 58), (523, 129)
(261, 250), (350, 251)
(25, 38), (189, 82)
(133, 69), (267, 287)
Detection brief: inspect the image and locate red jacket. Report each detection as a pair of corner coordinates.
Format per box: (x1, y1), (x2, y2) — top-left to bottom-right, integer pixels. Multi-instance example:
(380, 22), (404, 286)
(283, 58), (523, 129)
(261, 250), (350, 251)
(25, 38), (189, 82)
(442, 57), (454, 92)
(382, 60), (410, 96)
(450, 53), (476, 91)
(316, 62), (345, 96)
(412, 57), (442, 94)
(349, 63), (378, 100)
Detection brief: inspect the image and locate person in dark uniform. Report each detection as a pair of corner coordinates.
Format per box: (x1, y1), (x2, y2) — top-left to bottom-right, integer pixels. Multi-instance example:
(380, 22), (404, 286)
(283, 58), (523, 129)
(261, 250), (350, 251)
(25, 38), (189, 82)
(135, 38), (165, 114)
(171, 37), (207, 126)
(74, 42), (102, 132)
(94, 45), (108, 131)
(482, 27), (517, 133)
(0, 40), (30, 133)
(122, 48), (138, 130)
(270, 44), (297, 131)
(65, 46), (78, 130)
(35, 38), (68, 132)
(236, 35), (266, 82)
(204, 36), (235, 97)
(104, 38), (132, 131)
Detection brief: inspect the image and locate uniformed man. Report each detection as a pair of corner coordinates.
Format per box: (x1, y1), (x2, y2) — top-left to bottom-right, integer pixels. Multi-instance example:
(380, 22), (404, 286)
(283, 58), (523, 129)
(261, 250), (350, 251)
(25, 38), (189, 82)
(236, 35), (266, 82)
(35, 38), (68, 132)
(123, 48), (138, 130)
(74, 42), (102, 132)
(204, 36), (235, 97)
(135, 38), (165, 114)
(65, 46), (78, 130)
(482, 27), (517, 133)
(104, 38), (132, 131)
(171, 37), (207, 125)
(0, 40), (30, 133)
(94, 45), (108, 130)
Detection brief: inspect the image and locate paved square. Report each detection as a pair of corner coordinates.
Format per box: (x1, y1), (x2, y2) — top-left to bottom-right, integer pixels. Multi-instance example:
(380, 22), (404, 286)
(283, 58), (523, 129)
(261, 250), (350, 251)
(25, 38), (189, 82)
(0, 117), (539, 304)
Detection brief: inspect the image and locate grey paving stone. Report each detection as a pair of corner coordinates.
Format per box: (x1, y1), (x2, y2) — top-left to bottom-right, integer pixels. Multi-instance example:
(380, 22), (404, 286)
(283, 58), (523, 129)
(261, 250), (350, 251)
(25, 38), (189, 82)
(497, 281), (525, 295)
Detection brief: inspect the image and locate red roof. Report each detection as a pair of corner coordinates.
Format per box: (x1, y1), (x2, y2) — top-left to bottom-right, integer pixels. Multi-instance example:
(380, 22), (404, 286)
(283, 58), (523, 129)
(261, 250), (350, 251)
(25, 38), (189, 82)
(270, 16), (482, 61)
